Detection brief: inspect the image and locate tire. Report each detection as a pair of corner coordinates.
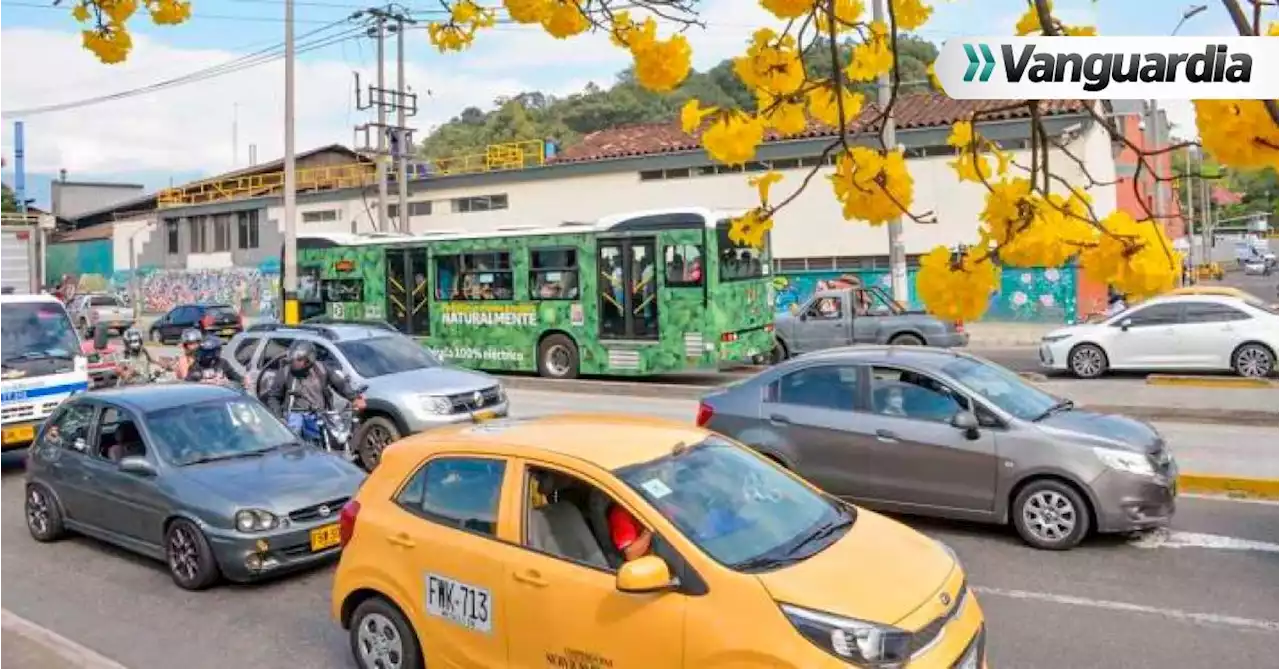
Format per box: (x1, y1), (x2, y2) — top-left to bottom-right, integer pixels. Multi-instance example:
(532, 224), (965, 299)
(537, 334), (579, 380)
(165, 519), (221, 590)
(349, 596), (424, 669)
(1068, 343), (1108, 379)
(25, 483), (67, 542)
(1012, 479), (1091, 550)
(889, 333), (925, 346)
(769, 338), (789, 365)
(1232, 343), (1275, 378)
(355, 416), (401, 471)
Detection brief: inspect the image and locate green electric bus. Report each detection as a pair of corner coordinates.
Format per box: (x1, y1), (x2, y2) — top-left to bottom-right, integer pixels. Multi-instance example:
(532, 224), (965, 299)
(286, 207), (774, 378)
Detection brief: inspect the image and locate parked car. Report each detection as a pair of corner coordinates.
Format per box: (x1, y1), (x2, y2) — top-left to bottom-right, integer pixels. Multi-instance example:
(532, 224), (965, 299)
(331, 414), (986, 669)
(223, 323), (507, 470)
(67, 293), (133, 337)
(1040, 293), (1278, 378)
(23, 384), (366, 590)
(771, 285), (967, 364)
(698, 346), (1178, 550)
(149, 303), (244, 344)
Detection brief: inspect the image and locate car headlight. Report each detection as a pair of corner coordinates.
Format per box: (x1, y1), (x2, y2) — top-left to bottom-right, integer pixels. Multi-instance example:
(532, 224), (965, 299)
(780, 603), (911, 667)
(1092, 447), (1156, 477)
(1041, 333), (1072, 343)
(418, 395), (453, 415)
(234, 509), (279, 532)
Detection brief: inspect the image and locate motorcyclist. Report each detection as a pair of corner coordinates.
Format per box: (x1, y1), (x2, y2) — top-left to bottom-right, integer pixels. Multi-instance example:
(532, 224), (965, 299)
(115, 328), (155, 384)
(185, 335), (246, 386)
(172, 328), (204, 380)
(262, 340), (366, 418)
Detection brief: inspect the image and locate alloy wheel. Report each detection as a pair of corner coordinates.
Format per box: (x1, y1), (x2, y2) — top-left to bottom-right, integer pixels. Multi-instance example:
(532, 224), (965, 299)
(361, 425), (393, 469)
(1071, 347), (1103, 377)
(168, 526), (200, 583)
(356, 612), (405, 669)
(26, 487), (49, 535)
(544, 343), (572, 378)
(1236, 345), (1273, 378)
(1022, 490), (1078, 544)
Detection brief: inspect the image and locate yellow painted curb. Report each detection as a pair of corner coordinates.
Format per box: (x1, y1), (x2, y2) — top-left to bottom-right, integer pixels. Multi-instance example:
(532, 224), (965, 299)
(1146, 374), (1276, 389)
(1178, 474), (1280, 501)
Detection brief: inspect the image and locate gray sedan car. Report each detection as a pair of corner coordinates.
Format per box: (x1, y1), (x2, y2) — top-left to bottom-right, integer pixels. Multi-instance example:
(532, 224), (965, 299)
(23, 384), (366, 590)
(698, 346), (1178, 550)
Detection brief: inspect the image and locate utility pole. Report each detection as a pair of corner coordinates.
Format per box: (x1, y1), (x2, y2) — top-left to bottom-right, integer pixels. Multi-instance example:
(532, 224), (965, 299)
(1147, 100), (1169, 230)
(1184, 146), (1197, 277)
(871, 0), (907, 303)
(282, 0), (299, 324)
(232, 102), (239, 168)
(354, 5), (418, 233)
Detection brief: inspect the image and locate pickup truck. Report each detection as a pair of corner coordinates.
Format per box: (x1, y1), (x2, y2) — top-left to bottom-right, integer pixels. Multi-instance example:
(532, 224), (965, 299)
(68, 293), (133, 337)
(770, 285), (969, 362)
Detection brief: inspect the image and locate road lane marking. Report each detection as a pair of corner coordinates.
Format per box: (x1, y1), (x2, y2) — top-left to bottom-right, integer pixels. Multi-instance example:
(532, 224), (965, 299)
(971, 587), (1279, 633)
(2, 608), (129, 669)
(1128, 529), (1280, 553)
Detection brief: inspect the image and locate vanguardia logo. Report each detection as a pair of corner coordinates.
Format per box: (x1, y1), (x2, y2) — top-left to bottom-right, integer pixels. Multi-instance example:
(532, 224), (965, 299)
(972, 43), (1253, 92)
(963, 44), (996, 82)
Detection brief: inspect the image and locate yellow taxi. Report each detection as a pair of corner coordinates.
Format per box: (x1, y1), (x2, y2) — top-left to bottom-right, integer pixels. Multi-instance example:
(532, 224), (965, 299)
(1166, 286), (1253, 299)
(330, 414), (987, 669)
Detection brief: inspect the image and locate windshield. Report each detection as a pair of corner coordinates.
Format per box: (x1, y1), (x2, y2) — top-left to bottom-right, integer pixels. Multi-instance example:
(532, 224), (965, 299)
(147, 398), (296, 466)
(1, 302), (81, 364)
(616, 438), (850, 569)
(940, 356), (1060, 421)
(337, 335), (441, 378)
(715, 219), (768, 282)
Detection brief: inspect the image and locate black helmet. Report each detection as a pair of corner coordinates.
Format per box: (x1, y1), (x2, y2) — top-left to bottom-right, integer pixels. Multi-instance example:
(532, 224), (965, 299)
(122, 328), (144, 353)
(287, 340), (317, 376)
(180, 328), (203, 348)
(196, 335), (222, 368)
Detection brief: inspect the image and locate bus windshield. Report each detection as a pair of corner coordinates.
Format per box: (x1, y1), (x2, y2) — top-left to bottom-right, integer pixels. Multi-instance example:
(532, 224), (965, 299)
(1, 301), (80, 365)
(716, 219), (767, 282)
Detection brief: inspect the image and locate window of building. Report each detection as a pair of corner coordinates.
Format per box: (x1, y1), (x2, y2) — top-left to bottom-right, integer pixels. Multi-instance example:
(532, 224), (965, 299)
(664, 243), (704, 287)
(165, 220), (179, 255)
(188, 217), (207, 254)
(451, 194), (509, 213)
(436, 251), (513, 301)
(409, 201), (432, 217)
(529, 248), (579, 300)
(396, 457), (506, 536)
(716, 220), (766, 282)
(237, 211), (260, 250)
(302, 209), (339, 224)
(213, 214), (233, 252)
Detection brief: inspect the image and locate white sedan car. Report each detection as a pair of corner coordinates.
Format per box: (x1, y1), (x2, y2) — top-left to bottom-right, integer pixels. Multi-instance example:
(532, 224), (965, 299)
(1040, 293), (1279, 378)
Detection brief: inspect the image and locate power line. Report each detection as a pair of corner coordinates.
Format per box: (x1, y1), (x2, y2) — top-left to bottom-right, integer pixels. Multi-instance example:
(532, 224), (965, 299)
(4, 1), (342, 23)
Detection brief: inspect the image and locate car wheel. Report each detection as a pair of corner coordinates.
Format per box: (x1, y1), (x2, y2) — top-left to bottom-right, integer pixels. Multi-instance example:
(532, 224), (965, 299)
(1012, 480), (1091, 550)
(769, 338), (789, 365)
(165, 519), (221, 590)
(889, 333), (924, 346)
(537, 334), (579, 380)
(355, 416), (401, 471)
(349, 596), (423, 669)
(25, 483), (67, 542)
(1232, 343), (1275, 378)
(150, 329), (163, 344)
(1068, 343), (1108, 379)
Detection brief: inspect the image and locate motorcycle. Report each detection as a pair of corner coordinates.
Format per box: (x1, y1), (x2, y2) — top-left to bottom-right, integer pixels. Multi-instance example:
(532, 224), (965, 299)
(285, 407), (359, 460)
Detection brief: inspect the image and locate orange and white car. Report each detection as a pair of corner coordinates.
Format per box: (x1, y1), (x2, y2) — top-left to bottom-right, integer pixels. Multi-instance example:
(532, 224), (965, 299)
(330, 414), (987, 669)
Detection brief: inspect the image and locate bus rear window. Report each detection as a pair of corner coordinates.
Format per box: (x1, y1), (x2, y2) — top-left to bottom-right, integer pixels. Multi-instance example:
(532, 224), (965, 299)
(716, 220), (767, 282)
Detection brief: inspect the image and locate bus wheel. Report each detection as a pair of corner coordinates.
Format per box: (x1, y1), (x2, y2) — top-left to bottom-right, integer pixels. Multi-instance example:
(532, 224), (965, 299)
(538, 335), (579, 380)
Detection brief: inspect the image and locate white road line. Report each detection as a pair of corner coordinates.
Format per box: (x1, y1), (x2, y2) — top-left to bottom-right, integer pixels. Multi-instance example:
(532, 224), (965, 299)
(2, 608), (129, 669)
(1128, 529), (1280, 553)
(971, 587), (1280, 632)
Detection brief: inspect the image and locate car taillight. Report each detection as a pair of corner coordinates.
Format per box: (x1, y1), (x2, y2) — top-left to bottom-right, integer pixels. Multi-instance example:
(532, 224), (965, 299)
(695, 401), (714, 427)
(721, 332), (738, 343)
(201, 314), (213, 329)
(954, 321), (965, 332)
(239, 314), (246, 329)
(338, 500), (361, 548)
(764, 323), (774, 333)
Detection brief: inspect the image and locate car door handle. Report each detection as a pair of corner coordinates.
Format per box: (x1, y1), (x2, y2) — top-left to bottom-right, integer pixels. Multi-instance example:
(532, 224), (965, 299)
(386, 533), (416, 548)
(512, 569), (548, 588)
(875, 429), (898, 443)
(768, 413), (791, 425)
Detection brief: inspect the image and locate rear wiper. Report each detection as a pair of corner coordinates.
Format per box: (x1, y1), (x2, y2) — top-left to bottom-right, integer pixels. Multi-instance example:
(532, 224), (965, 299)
(1032, 399), (1075, 422)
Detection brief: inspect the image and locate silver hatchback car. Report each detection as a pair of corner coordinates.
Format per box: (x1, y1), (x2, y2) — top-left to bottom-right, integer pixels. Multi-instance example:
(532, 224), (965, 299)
(698, 346), (1178, 550)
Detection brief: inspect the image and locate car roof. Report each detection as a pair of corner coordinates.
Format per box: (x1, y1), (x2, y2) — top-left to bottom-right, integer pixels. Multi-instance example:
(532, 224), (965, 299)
(788, 344), (973, 371)
(242, 322), (398, 342)
(1, 293), (66, 306)
(81, 383), (243, 413)
(390, 414), (709, 471)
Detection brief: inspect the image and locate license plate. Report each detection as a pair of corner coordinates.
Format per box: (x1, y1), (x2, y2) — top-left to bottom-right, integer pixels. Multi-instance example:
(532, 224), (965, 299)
(426, 573), (493, 634)
(473, 409), (496, 422)
(309, 524), (341, 551)
(2, 425), (35, 445)
(220, 328), (236, 335)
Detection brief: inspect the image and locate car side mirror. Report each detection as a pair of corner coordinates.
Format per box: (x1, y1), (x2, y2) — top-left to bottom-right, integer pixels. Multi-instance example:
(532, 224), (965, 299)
(118, 456), (156, 477)
(616, 555), (675, 594)
(1119, 318), (1133, 331)
(950, 411), (980, 439)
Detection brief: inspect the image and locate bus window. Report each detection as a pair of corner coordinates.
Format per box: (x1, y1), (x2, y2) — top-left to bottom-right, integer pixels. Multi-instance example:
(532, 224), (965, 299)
(530, 248), (579, 300)
(298, 268), (322, 301)
(664, 243), (704, 287)
(716, 222), (766, 281)
(437, 252), (513, 301)
(323, 279), (364, 302)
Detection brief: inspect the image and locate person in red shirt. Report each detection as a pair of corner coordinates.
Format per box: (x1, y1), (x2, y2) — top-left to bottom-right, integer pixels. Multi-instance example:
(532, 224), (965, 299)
(607, 504), (652, 562)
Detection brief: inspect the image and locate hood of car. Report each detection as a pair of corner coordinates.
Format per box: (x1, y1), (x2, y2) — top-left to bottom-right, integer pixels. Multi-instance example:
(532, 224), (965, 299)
(178, 447), (364, 512)
(368, 365), (498, 398)
(754, 509), (957, 627)
(1044, 323), (1105, 340)
(1034, 409), (1161, 453)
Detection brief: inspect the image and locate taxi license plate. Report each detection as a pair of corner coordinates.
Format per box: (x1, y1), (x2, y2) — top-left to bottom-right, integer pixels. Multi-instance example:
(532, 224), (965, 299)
(220, 328), (236, 335)
(2, 425), (35, 445)
(309, 524), (341, 551)
(426, 573), (492, 633)
(472, 409), (497, 422)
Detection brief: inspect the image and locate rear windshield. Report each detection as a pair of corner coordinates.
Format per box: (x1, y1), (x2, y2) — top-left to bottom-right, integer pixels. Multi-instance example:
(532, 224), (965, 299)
(206, 306), (239, 319)
(89, 295), (121, 307)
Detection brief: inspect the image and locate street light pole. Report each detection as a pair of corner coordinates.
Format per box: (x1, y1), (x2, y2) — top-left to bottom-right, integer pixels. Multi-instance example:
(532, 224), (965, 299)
(282, 0), (299, 324)
(872, 0), (907, 304)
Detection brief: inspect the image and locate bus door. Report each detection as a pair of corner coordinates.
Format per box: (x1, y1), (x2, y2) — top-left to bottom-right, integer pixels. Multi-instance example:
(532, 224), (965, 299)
(597, 237), (658, 340)
(384, 247), (430, 335)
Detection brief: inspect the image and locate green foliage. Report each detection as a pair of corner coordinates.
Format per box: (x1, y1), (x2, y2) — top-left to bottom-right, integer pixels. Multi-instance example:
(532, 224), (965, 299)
(1, 183), (17, 213)
(418, 34), (940, 161)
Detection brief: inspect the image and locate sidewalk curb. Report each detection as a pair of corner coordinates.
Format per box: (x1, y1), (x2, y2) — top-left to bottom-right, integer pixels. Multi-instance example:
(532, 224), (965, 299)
(1147, 375), (1277, 389)
(1177, 474), (1280, 501)
(2, 610), (127, 669)
(497, 375), (1280, 427)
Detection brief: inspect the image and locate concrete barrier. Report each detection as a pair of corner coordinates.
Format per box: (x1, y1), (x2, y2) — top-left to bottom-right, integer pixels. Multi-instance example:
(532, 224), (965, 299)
(1147, 375), (1277, 389)
(1177, 474), (1280, 500)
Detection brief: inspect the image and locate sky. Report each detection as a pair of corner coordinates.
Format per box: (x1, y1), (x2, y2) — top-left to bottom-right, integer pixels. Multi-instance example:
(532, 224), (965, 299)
(0, 0), (1271, 209)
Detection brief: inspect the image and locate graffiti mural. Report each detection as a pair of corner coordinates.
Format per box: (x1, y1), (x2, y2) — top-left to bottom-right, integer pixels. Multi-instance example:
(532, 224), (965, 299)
(773, 265), (1080, 324)
(128, 268), (280, 315)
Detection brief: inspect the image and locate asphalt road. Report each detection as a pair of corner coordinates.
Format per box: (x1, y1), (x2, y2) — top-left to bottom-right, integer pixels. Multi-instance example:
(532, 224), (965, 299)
(2, 390), (1277, 669)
